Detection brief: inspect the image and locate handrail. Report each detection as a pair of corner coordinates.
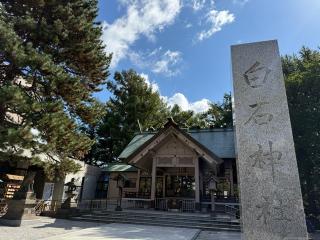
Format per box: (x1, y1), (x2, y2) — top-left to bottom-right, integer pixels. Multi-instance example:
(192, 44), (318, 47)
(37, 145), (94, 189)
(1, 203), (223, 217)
(223, 203), (240, 218)
(34, 199), (46, 215)
(0, 198), (8, 217)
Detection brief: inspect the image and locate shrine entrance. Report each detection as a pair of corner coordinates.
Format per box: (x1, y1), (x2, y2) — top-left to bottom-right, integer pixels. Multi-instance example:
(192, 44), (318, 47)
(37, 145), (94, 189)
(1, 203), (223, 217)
(127, 120), (223, 211)
(164, 174), (195, 198)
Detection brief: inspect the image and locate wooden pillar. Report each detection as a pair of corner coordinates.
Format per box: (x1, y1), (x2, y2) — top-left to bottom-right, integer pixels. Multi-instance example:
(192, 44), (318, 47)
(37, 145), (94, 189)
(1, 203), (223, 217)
(229, 160), (234, 197)
(199, 171), (203, 197)
(194, 157), (200, 210)
(151, 157), (156, 201)
(136, 169), (141, 197)
(162, 175), (166, 198)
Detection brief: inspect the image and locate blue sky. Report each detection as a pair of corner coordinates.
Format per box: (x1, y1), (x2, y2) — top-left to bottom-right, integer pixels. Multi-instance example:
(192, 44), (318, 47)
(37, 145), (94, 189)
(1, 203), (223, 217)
(96, 0), (320, 113)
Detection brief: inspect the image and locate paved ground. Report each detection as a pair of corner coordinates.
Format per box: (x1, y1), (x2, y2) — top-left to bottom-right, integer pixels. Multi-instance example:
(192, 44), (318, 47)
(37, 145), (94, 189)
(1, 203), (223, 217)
(0, 217), (199, 240)
(195, 231), (241, 240)
(0, 217), (319, 240)
(195, 231), (320, 240)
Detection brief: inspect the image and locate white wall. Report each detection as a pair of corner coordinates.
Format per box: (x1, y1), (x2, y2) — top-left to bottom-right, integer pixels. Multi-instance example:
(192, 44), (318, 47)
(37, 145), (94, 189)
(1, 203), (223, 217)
(52, 160), (102, 201)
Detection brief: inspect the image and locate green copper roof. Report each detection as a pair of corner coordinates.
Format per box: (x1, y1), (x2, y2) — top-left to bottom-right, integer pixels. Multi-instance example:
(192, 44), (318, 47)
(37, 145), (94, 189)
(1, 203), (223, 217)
(118, 133), (155, 159)
(103, 163), (137, 172)
(118, 128), (235, 159)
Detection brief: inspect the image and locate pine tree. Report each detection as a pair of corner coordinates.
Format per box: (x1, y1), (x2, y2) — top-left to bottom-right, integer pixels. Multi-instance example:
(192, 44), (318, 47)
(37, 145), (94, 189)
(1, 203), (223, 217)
(283, 47), (320, 225)
(169, 104), (208, 129)
(205, 93), (233, 128)
(85, 69), (168, 164)
(0, 0), (111, 175)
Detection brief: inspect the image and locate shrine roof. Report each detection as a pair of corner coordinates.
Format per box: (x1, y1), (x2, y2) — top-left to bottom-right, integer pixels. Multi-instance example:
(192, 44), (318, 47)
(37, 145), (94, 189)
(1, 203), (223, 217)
(119, 128), (235, 160)
(103, 163), (138, 172)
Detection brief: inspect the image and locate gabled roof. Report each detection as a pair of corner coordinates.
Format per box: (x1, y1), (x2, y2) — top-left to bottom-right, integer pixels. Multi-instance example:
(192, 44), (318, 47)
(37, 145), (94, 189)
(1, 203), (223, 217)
(119, 118), (235, 161)
(103, 163), (137, 172)
(118, 134), (154, 160)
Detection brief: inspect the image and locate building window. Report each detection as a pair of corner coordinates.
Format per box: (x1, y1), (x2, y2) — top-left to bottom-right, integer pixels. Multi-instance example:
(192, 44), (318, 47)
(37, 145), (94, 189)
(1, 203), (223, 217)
(139, 177), (151, 195)
(95, 173), (110, 199)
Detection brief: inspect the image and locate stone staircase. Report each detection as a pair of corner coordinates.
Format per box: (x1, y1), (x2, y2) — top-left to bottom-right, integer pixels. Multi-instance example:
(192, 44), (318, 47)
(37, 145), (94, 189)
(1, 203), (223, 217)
(70, 210), (241, 232)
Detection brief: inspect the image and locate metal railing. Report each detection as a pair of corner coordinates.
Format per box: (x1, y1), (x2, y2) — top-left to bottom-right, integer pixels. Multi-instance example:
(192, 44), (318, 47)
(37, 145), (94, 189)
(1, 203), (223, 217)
(0, 198), (8, 217)
(180, 199), (195, 212)
(155, 198), (196, 212)
(78, 199), (108, 210)
(155, 198), (168, 210)
(222, 203), (240, 218)
(37, 200), (63, 212)
(124, 192), (151, 199)
(77, 198), (153, 211)
(122, 198), (153, 209)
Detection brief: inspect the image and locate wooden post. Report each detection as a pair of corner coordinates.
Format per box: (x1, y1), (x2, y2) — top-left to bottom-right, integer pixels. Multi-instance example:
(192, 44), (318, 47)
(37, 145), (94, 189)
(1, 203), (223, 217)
(151, 158), (156, 201)
(229, 161), (234, 197)
(162, 175), (166, 198)
(136, 169), (141, 197)
(194, 157), (200, 210)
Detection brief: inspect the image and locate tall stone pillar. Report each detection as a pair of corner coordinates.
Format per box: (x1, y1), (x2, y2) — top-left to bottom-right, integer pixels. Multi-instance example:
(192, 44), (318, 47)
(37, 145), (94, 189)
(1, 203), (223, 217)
(232, 40), (308, 239)
(151, 158), (156, 201)
(51, 176), (65, 210)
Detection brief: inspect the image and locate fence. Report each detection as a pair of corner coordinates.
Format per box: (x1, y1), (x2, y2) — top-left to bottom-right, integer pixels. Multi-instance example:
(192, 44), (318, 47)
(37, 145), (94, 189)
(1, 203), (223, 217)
(122, 198), (153, 209)
(180, 199), (195, 212)
(0, 197), (240, 217)
(77, 198), (153, 211)
(77, 199), (108, 210)
(155, 198), (168, 210)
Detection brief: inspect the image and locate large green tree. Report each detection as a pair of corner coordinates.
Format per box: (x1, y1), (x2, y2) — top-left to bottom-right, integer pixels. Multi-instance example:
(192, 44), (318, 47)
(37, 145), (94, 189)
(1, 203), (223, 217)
(204, 93), (233, 128)
(282, 47), (320, 224)
(169, 104), (207, 129)
(86, 70), (168, 164)
(0, 0), (111, 175)
(168, 93), (233, 129)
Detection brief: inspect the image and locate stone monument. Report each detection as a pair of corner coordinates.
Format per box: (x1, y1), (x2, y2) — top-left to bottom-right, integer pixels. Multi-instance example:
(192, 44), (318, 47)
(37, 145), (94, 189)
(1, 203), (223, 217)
(231, 40), (308, 239)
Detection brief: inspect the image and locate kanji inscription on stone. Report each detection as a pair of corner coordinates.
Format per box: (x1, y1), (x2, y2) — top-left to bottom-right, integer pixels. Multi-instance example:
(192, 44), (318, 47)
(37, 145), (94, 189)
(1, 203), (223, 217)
(244, 102), (273, 126)
(243, 61), (271, 88)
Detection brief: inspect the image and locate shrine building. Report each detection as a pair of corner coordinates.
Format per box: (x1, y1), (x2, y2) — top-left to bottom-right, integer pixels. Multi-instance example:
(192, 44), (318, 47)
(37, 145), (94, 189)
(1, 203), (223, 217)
(102, 118), (238, 211)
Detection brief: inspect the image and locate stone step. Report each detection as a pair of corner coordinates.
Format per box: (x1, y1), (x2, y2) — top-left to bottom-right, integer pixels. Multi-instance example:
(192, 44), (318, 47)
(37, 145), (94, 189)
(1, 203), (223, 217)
(71, 216), (241, 232)
(80, 214), (240, 229)
(94, 210), (236, 222)
(81, 213), (240, 226)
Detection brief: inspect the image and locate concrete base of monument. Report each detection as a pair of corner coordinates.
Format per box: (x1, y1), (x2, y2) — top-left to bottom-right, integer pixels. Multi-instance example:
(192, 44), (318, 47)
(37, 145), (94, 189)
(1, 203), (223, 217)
(0, 199), (38, 226)
(0, 213), (41, 226)
(0, 218), (23, 227)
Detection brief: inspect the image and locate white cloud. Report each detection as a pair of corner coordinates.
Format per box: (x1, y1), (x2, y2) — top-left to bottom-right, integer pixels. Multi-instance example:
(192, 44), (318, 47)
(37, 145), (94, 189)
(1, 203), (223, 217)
(152, 50), (182, 76)
(190, 0), (206, 11)
(185, 23), (193, 28)
(102, 0), (181, 68)
(232, 0), (249, 5)
(197, 9), (235, 41)
(129, 48), (182, 77)
(139, 73), (159, 92)
(164, 93), (210, 113)
(138, 74), (209, 113)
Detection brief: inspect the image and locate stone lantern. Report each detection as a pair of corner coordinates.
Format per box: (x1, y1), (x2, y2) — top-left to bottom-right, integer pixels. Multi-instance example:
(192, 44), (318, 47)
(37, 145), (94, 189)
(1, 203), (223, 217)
(113, 174), (128, 211)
